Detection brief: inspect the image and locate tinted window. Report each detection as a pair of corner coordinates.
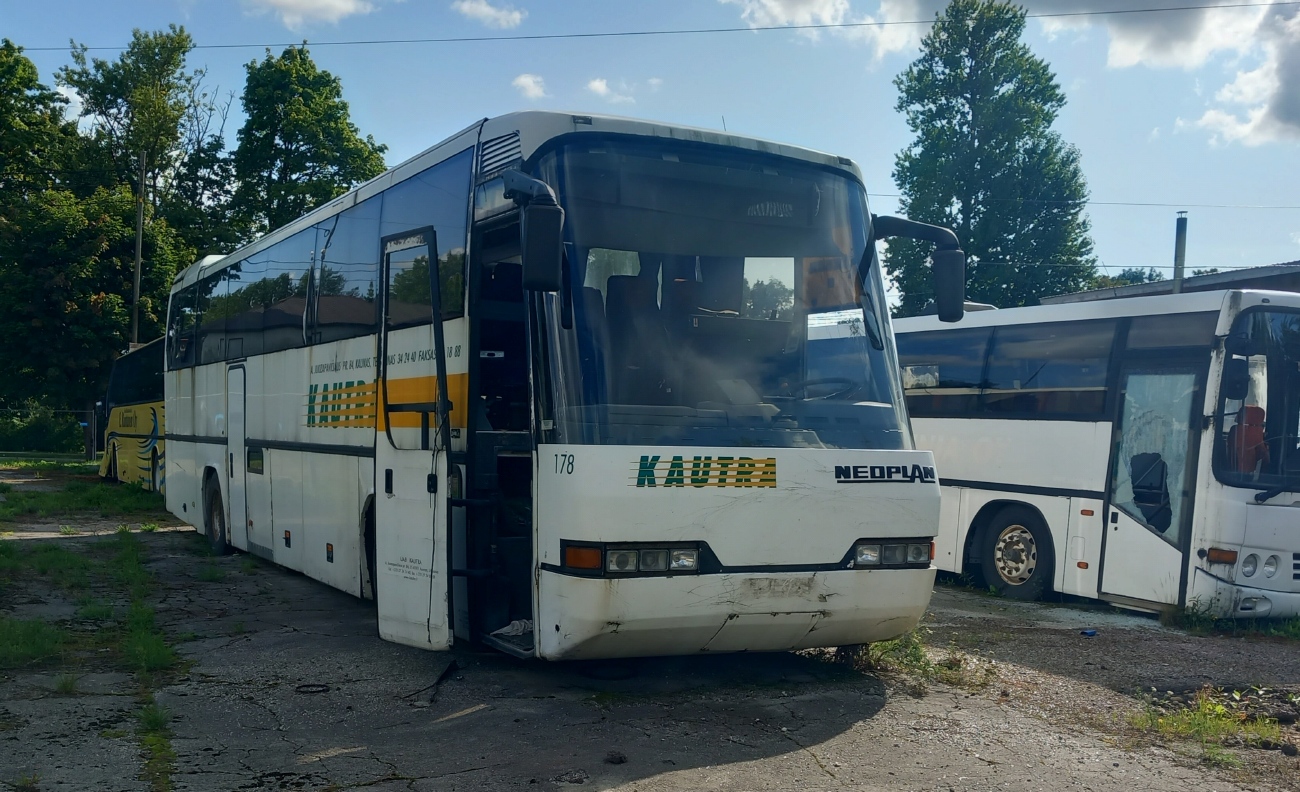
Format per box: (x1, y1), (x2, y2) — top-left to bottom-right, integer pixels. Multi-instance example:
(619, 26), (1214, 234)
(984, 320), (1116, 416)
(109, 339), (164, 405)
(1127, 312), (1218, 350)
(313, 195), (381, 343)
(218, 258), (266, 358)
(897, 328), (991, 416)
(260, 230), (313, 354)
(166, 285), (198, 369)
(380, 148), (472, 321)
(196, 272), (225, 365)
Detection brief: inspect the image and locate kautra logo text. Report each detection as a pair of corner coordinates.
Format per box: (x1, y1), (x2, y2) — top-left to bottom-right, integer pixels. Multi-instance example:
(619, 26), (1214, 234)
(835, 464), (936, 484)
(633, 455), (777, 488)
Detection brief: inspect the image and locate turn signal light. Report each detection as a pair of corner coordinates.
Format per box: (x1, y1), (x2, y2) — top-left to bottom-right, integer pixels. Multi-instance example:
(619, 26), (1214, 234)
(1206, 547), (1239, 564)
(564, 545), (602, 570)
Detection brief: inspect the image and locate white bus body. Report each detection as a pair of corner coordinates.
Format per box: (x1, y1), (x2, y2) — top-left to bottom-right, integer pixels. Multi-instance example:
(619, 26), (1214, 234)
(164, 111), (945, 659)
(896, 290), (1300, 618)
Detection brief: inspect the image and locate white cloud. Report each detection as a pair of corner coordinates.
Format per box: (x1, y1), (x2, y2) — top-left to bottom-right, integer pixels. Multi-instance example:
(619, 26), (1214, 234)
(55, 85), (84, 121)
(452, 0), (525, 29)
(648, 77), (664, 91)
(242, 0), (375, 29)
(587, 78), (634, 104)
(512, 73), (547, 100)
(720, 1), (1300, 146)
(1147, 126), (1160, 141)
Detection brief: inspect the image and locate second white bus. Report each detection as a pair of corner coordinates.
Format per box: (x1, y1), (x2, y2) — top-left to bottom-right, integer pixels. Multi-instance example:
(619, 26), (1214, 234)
(896, 289), (1300, 618)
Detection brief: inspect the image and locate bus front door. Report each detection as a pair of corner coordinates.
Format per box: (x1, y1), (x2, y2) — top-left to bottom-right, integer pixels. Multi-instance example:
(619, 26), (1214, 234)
(1100, 366), (1201, 609)
(227, 366), (249, 551)
(373, 228), (452, 651)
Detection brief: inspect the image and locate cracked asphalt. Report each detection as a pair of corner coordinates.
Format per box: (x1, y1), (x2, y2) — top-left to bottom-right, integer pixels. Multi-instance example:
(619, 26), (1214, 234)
(3, 528), (1297, 791)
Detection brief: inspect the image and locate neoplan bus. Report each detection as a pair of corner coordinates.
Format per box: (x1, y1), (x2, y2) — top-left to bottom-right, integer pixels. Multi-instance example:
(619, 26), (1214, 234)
(164, 111), (968, 659)
(99, 336), (165, 492)
(895, 289), (1300, 618)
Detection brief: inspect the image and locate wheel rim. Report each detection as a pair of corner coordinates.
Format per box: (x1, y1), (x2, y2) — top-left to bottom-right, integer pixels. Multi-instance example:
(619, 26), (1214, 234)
(993, 524), (1037, 586)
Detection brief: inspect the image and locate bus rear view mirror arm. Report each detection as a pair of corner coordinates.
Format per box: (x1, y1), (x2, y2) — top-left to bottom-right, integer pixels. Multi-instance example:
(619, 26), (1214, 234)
(504, 169), (565, 293)
(871, 214), (966, 323)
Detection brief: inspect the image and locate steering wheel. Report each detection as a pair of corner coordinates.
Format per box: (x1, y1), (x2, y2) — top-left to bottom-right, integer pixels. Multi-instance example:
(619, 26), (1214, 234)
(784, 377), (858, 400)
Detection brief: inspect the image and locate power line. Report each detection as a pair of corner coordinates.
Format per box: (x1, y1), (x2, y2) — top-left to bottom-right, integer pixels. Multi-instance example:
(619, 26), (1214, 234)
(866, 193), (1300, 210)
(21, 2), (1298, 52)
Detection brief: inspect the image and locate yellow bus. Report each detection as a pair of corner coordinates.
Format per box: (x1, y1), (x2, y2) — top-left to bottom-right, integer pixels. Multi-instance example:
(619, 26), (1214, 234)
(99, 337), (165, 492)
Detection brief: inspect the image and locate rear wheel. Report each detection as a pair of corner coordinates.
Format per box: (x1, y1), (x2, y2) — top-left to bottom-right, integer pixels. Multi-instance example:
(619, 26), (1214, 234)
(204, 476), (230, 555)
(104, 445), (118, 482)
(979, 506), (1052, 601)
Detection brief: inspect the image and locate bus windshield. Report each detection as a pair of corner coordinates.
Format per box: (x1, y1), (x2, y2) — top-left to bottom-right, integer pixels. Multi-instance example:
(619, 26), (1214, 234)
(534, 139), (908, 449)
(1216, 308), (1300, 494)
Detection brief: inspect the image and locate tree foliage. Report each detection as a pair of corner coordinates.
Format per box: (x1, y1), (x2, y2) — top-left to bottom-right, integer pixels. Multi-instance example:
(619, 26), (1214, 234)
(1092, 267), (1164, 289)
(233, 45), (387, 234)
(886, 0), (1096, 315)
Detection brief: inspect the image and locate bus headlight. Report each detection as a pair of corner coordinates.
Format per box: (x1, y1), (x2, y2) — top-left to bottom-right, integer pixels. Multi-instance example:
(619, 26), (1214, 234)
(882, 544), (907, 565)
(1263, 555), (1279, 578)
(906, 543), (930, 564)
(1241, 554), (1259, 578)
(854, 544), (881, 565)
(607, 549), (639, 572)
(669, 549), (698, 570)
(639, 549), (669, 572)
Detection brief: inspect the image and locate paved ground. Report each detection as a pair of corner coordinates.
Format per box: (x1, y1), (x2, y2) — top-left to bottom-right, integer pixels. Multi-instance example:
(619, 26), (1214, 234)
(2, 528), (1297, 791)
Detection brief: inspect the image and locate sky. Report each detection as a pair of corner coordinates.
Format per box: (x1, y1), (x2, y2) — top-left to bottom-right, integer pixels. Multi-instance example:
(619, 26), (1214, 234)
(5, 0), (1300, 289)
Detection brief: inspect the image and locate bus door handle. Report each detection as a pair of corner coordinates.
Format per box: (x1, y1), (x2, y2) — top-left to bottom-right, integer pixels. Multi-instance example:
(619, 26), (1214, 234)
(385, 469), (393, 495)
(1110, 511), (1118, 527)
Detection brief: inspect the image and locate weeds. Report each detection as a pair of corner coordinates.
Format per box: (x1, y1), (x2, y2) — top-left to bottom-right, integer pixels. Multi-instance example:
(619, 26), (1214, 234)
(240, 557), (258, 574)
(58, 525), (78, 535)
(836, 626), (996, 693)
(0, 479), (164, 522)
(140, 523), (160, 533)
(54, 674), (77, 695)
(1131, 686), (1283, 748)
(137, 701), (176, 792)
(122, 630), (176, 674)
(196, 564), (225, 583)
(1164, 603), (1300, 642)
(11, 772), (42, 792)
(0, 617), (67, 669)
(76, 601), (114, 621)
(0, 457), (98, 474)
(1201, 743), (1243, 769)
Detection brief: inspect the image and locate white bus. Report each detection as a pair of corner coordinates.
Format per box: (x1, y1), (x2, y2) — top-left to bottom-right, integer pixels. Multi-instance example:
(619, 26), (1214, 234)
(895, 289), (1300, 618)
(164, 111), (969, 659)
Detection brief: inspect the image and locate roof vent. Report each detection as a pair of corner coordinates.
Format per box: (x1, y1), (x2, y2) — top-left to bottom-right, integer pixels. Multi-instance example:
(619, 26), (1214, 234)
(479, 132), (522, 181)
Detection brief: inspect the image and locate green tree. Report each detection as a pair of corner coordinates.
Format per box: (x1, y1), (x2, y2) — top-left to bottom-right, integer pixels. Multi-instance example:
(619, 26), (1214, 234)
(233, 45), (387, 234)
(0, 187), (185, 410)
(0, 39), (75, 200)
(886, 0), (1096, 315)
(1092, 267), (1164, 289)
(742, 278), (794, 320)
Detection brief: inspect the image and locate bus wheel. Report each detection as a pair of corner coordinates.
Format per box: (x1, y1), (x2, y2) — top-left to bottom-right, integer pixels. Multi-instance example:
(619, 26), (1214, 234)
(980, 506), (1051, 601)
(204, 477), (230, 555)
(105, 446), (118, 481)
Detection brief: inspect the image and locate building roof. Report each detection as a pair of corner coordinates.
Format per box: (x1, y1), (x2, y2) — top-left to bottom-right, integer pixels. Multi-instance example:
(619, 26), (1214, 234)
(1040, 261), (1300, 304)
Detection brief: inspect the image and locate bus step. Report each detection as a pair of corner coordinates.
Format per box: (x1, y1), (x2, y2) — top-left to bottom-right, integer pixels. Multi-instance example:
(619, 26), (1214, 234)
(483, 630), (534, 659)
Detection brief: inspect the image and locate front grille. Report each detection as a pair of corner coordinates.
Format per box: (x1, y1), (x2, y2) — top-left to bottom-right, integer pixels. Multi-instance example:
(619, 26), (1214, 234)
(479, 132), (521, 181)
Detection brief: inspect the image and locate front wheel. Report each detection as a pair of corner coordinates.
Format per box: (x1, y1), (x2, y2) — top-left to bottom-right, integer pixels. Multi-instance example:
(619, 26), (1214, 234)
(204, 477), (230, 555)
(979, 506), (1052, 601)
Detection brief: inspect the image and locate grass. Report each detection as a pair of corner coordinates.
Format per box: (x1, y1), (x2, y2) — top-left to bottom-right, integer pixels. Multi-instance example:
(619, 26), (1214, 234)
(0, 456), (98, 474)
(58, 525), (78, 535)
(137, 701), (176, 792)
(0, 617), (68, 669)
(196, 564), (225, 583)
(0, 478), (164, 522)
(54, 673), (78, 695)
(1164, 605), (1300, 642)
(835, 625), (997, 693)
(240, 557), (259, 574)
(1131, 687), (1283, 749)
(11, 773), (42, 792)
(140, 523), (160, 533)
(76, 601), (114, 621)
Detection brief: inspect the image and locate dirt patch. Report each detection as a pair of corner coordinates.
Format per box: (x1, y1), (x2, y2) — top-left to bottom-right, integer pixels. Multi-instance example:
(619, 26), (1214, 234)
(1, 511), (1296, 790)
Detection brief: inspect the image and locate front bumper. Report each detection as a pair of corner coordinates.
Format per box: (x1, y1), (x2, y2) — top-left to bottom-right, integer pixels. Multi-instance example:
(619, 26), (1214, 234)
(1191, 567), (1300, 619)
(536, 567), (936, 660)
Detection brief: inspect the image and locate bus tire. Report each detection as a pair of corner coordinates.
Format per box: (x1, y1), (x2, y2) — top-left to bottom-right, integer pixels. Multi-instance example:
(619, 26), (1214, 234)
(204, 476), (230, 556)
(979, 506), (1051, 601)
(104, 445), (118, 482)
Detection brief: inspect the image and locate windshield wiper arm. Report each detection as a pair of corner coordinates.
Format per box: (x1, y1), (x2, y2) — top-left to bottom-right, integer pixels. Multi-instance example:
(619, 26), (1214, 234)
(1254, 484), (1294, 504)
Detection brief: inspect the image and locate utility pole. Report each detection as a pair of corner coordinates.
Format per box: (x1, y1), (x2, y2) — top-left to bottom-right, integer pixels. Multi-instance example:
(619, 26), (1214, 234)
(131, 151), (146, 347)
(1172, 211), (1188, 295)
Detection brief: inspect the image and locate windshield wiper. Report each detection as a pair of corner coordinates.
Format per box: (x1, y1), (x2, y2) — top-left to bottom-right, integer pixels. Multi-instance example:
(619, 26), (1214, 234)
(1254, 484), (1295, 504)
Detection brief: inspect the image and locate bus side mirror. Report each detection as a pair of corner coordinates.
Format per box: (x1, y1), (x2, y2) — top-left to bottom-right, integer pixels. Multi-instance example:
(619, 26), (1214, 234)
(1224, 333), (1259, 358)
(931, 248), (966, 323)
(521, 201), (564, 292)
(1223, 357), (1250, 401)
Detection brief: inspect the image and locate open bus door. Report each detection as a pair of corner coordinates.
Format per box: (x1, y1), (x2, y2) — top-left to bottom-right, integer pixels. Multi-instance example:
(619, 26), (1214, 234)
(374, 228), (452, 650)
(1100, 363), (1203, 609)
